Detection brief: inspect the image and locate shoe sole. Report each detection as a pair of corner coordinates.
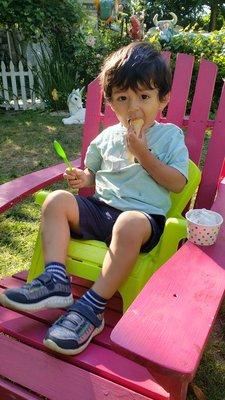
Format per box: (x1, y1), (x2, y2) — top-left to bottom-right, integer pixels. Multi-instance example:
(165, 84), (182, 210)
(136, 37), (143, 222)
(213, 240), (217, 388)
(0, 293), (74, 312)
(43, 319), (105, 355)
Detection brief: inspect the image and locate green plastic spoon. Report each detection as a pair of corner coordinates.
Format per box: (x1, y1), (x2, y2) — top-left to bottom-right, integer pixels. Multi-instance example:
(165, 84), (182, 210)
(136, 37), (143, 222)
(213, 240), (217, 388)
(53, 140), (73, 171)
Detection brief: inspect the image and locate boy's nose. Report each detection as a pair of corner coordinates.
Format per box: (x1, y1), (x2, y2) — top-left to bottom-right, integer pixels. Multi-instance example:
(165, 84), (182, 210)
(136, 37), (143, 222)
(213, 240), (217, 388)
(128, 98), (139, 113)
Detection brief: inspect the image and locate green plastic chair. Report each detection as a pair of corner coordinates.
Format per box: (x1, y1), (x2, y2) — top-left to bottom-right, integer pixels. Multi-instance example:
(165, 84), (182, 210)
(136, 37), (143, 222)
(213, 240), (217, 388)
(28, 159), (201, 312)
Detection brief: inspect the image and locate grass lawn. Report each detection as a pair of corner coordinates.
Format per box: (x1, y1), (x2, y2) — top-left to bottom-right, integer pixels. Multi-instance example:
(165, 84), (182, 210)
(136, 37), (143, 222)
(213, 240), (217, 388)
(0, 109), (225, 399)
(0, 108), (82, 277)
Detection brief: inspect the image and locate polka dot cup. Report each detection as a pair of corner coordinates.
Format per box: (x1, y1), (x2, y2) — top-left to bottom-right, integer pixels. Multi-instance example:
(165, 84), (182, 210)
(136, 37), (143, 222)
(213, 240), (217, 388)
(185, 209), (223, 246)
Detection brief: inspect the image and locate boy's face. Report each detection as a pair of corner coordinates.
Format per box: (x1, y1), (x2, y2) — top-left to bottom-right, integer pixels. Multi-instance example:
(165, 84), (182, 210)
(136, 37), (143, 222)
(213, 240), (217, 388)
(109, 86), (169, 132)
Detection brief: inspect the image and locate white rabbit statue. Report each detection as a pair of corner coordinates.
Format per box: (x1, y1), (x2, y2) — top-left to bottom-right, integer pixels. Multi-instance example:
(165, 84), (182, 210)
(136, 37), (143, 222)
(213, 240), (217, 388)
(62, 87), (86, 125)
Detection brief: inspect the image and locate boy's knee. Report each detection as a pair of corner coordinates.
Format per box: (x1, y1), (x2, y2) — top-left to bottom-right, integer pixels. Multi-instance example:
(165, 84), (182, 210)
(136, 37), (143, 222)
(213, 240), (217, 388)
(113, 211), (150, 243)
(42, 190), (75, 214)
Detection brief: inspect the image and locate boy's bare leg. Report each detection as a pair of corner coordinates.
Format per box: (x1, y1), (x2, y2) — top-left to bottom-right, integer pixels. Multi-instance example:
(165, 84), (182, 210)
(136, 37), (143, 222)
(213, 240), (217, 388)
(41, 190), (80, 264)
(92, 210), (152, 299)
(0, 190), (79, 312)
(41, 197), (151, 297)
(43, 210), (152, 355)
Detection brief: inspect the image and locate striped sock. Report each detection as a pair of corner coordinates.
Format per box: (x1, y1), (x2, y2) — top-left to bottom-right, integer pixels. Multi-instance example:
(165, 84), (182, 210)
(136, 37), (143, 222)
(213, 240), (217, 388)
(45, 262), (68, 284)
(78, 289), (107, 315)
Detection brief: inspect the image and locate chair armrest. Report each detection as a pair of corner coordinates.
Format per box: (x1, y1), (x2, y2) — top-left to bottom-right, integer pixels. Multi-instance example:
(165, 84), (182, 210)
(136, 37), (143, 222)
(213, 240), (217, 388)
(0, 157), (81, 213)
(157, 217), (187, 267)
(111, 242), (225, 380)
(201, 177), (225, 268)
(34, 190), (52, 206)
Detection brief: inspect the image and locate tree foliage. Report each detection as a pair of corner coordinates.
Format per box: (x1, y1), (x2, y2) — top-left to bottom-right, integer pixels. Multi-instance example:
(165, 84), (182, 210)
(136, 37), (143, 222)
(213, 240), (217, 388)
(141, 0), (224, 31)
(0, 0), (85, 43)
(206, 0), (225, 31)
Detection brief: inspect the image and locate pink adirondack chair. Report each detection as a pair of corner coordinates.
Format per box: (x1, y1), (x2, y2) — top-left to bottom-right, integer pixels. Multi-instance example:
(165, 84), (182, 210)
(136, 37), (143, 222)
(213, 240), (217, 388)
(0, 52), (225, 400)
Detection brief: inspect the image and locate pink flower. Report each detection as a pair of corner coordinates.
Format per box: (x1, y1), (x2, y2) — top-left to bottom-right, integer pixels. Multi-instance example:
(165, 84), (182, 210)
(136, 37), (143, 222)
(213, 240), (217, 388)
(86, 36), (96, 47)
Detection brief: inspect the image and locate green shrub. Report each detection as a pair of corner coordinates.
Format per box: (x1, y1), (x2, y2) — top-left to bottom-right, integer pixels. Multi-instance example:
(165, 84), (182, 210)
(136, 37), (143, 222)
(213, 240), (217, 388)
(33, 26), (131, 110)
(70, 27), (131, 89)
(32, 44), (77, 110)
(148, 28), (225, 115)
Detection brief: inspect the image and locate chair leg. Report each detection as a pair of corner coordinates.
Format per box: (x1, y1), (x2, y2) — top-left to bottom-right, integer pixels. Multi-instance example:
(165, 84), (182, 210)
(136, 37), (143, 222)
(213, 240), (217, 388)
(166, 380), (189, 400)
(150, 368), (189, 400)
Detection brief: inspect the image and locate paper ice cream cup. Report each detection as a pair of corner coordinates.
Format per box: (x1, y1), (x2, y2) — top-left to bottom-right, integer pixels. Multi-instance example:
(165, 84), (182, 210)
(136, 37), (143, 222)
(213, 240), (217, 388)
(185, 208), (223, 246)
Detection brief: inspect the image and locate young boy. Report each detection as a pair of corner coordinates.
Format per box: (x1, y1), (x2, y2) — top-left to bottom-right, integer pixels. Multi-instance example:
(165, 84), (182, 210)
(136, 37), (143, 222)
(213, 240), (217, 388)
(0, 42), (189, 355)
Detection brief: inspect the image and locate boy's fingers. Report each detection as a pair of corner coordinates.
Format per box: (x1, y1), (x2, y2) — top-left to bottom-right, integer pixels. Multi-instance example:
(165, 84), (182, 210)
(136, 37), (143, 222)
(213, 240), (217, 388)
(66, 167), (74, 173)
(127, 133), (138, 146)
(69, 180), (83, 189)
(65, 168), (81, 181)
(66, 167), (77, 175)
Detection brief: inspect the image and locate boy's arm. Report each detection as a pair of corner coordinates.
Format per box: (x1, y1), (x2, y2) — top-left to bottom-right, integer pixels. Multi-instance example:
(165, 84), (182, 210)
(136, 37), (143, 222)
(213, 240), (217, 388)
(82, 168), (96, 187)
(137, 148), (186, 193)
(65, 132), (103, 190)
(127, 128), (187, 193)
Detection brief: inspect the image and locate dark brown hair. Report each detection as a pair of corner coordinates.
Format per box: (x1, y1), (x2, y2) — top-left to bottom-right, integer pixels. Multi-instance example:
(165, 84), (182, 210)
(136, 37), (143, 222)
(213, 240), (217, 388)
(99, 42), (171, 101)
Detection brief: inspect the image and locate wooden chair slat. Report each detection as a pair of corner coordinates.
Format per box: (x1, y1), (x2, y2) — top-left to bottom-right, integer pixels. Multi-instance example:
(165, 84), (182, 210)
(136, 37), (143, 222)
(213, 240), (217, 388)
(72, 284), (122, 312)
(220, 160), (225, 181)
(13, 270), (30, 280)
(195, 81), (225, 208)
(1, 273), (122, 310)
(72, 277), (124, 299)
(0, 159), (80, 213)
(80, 78), (102, 168)
(103, 103), (119, 128)
(161, 51), (171, 62)
(0, 334), (161, 400)
(0, 376), (41, 400)
(166, 53), (194, 126)
(0, 298), (109, 349)
(0, 311), (169, 400)
(13, 270), (123, 304)
(0, 276), (27, 289)
(185, 59), (217, 164)
(0, 276), (121, 328)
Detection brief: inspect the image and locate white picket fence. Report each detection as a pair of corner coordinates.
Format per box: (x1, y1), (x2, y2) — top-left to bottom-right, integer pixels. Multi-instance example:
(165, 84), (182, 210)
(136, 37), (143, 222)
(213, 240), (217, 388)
(0, 60), (38, 110)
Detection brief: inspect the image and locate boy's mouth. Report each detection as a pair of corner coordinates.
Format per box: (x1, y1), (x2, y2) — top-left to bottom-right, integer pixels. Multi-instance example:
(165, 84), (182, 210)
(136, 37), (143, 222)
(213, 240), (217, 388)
(128, 118), (144, 136)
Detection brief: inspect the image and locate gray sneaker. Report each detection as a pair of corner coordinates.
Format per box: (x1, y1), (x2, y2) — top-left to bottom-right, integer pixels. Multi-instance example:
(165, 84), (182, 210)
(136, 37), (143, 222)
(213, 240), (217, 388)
(44, 302), (105, 355)
(0, 272), (73, 312)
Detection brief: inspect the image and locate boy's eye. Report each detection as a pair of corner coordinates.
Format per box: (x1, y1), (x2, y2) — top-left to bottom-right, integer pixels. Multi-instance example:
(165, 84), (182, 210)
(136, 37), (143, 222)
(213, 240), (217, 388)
(118, 96), (127, 101)
(141, 94), (150, 100)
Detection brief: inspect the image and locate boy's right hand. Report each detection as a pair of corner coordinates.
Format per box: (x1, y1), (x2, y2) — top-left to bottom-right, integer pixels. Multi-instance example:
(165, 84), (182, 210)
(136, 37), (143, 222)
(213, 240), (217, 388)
(63, 168), (88, 189)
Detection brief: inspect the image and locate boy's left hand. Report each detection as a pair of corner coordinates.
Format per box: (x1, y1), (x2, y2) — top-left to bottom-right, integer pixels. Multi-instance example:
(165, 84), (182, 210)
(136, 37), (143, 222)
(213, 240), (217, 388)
(126, 126), (148, 160)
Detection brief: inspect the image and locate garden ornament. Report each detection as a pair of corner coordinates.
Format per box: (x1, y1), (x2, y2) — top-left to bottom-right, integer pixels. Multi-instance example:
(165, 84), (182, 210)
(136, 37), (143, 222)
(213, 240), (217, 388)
(129, 14), (144, 40)
(62, 88), (86, 125)
(153, 12), (178, 43)
(94, 0), (119, 27)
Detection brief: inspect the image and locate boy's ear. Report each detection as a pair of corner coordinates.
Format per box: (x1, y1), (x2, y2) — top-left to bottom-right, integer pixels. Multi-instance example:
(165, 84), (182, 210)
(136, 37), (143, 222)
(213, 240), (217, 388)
(160, 92), (170, 110)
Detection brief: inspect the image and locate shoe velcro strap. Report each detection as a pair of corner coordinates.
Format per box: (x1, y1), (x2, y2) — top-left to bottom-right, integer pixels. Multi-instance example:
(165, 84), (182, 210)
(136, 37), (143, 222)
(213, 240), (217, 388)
(37, 272), (52, 284)
(69, 302), (102, 328)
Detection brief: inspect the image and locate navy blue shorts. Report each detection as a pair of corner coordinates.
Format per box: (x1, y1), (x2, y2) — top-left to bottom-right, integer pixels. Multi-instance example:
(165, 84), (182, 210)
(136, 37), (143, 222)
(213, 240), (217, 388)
(71, 195), (165, 253)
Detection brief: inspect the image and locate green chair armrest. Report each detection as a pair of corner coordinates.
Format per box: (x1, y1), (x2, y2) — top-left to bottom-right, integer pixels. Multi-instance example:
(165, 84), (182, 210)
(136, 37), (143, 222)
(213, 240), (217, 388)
(157, 217), (187, 267)
(34, 190), (52, 206)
